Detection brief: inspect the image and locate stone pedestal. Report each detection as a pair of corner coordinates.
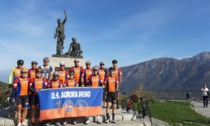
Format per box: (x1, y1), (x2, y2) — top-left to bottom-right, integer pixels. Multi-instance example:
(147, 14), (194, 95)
(49, 57), (86, 71)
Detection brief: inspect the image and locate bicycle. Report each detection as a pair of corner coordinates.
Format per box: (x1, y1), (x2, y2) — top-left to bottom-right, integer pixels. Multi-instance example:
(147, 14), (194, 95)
(131, 97), (153, 125)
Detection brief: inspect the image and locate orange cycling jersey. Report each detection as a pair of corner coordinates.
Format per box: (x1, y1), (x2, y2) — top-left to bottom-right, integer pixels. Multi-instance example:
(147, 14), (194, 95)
(105, 76), (118, 92)
(59, 70), (68, 84)
(14, 67), (21, 77)
(89, 75), (101, 87)
(13, 77), (29, 96)
(49, 80), (62, 89)
(66, 79), (77, 87)
(28, 69), (36, 79)
(30, 78), (47, 95)
(72, 67), (83, 83)
(99, 69), (106, 84)
(84, 69), (92, 84)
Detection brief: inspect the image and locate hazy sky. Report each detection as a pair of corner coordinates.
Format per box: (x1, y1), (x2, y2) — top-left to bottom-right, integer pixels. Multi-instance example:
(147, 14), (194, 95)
(1, 0), (210, 70)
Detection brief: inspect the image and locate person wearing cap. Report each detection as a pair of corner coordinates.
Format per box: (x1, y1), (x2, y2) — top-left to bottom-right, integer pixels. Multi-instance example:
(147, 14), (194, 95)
(8, 59), (24, 85)
(47, 71), (63, 126)
(88, 65), (103, 124)
(82, 61), (93, 87)
(62, 70), (78, 125)
(28, 61), (38, 109)
(29, 68), (48, 125)
(39, 57), (53, 83)
(112, 60), (122, 109)
(13, 67), (30, 126)
(8, 59), (25, 117)
(70, 59), (84, 86)
(99, 61), (108, 108)
(58, 61), (69, 86)
(64, 70), (78, 87)
(105, 67), (119, 123)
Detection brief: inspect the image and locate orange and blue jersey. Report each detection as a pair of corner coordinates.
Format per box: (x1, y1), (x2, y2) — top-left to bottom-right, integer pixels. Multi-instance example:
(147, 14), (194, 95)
(28, 68), (36, 80)
(89, 75), (102, 87)
(58, 70), (69, 85)
(8, 67), (21, 84)
(48, 80), (63, 89)
(105, 76), (119, 92)
(65, 79), (78, 87)
(30, 78), (47, 95)
(70, 66), (84, 84)
(98, 69), (107, 85)
(13, 77), (30, 96)
(83, 69), (93, 85)
(113, 68), (122, 82)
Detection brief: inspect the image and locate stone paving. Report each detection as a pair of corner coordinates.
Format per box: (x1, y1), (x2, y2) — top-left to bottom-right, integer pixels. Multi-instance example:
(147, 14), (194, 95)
(191, 101), (210, 118)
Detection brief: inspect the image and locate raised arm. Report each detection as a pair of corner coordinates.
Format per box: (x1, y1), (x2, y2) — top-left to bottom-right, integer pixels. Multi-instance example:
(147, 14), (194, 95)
(62, 10), (67, 24)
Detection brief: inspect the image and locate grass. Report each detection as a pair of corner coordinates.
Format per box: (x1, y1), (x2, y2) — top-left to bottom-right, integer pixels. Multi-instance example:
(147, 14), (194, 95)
(149, 100), (210, 126)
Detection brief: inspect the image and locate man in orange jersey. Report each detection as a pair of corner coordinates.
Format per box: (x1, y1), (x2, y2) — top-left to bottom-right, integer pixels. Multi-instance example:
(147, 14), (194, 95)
(29, 68), (47, 125)
(58, 61), (69, 87)
(112, 60), (122, 109)
(98, 61), (108, 108)
(64, 70), (78, 87)
(9, 59), (24, 105)
(88, 66), (102, 124)
(63, 70), (78, 125)
(70, 59), (84, 86)
(82, 61), (93, 87)
(9, 59), (24, 85)
(105, 67), (119, 123)
(28, 61), (38, 109)
(13, 67), (30, 126)
(46, 71), (63, 126)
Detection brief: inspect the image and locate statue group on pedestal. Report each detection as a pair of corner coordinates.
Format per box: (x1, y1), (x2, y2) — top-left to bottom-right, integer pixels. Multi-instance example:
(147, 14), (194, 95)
(54, 10), (83, 57)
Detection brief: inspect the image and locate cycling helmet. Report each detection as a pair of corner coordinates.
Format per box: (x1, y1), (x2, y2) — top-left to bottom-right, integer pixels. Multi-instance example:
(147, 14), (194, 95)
(31, 61), (38, 65)
(112, 60), (118, 64)
(36, 68), (42, 73)
(53, 71), (60, 77)
(74, 59), (79, 63)
(109, 67), (114, 72)
(43, 57), (49, 61)
(60, 61), (65, 66)
(69, 70), (75, 75)
(21, 67), (28, 72)
(17, 59), (24, 65)
(100, 61), (105, 65)
(93, 65), (99, 71)
(85, 61), (91, 64)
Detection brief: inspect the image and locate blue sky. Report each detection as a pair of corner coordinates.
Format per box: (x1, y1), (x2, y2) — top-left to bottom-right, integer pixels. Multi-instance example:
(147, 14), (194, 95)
(1, 0), (210, 71)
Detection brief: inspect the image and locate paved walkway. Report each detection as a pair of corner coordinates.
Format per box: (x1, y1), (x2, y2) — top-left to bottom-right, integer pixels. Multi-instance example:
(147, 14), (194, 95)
(191, 101), (210, 118)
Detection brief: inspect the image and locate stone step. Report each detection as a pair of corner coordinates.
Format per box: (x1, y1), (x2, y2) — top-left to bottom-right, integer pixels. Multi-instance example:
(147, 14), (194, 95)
(0, 117), (15, 126)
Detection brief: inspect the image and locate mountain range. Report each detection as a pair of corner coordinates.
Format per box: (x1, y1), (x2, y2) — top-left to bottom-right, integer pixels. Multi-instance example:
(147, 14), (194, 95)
(1, 52), (210, 94)
(120, 52), (210, 94)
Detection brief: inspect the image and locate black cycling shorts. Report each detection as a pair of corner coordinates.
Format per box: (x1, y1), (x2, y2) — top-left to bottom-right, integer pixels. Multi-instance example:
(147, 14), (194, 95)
(106, 92), (116, 104)
(16, 95), (29, 108)
(32, 95), (39, 106)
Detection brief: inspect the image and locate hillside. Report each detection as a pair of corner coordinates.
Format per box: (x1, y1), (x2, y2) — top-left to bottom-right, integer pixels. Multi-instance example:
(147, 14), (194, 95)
(0, 81), (9, 90)
(120, 52), (210, 93)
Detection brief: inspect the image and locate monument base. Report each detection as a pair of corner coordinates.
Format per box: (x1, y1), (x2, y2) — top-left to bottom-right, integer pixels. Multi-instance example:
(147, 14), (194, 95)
(49, 57), (86, 71)
(52, 54), (83, 58)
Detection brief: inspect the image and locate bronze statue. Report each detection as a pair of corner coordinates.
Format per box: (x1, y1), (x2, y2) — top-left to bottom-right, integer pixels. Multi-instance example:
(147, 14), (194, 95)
(54, 10), (67, 55)
(66, 37), (83, 56)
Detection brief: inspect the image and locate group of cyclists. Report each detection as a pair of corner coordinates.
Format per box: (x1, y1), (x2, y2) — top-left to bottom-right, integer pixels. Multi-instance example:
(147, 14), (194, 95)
(8, 57), (122, 126)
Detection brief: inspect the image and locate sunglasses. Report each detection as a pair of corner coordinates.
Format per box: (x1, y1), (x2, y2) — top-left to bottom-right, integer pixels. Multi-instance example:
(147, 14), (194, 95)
(100, 64), (104, 65)
(18, 64), (23, 65)
(44, 61), (49, 62)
